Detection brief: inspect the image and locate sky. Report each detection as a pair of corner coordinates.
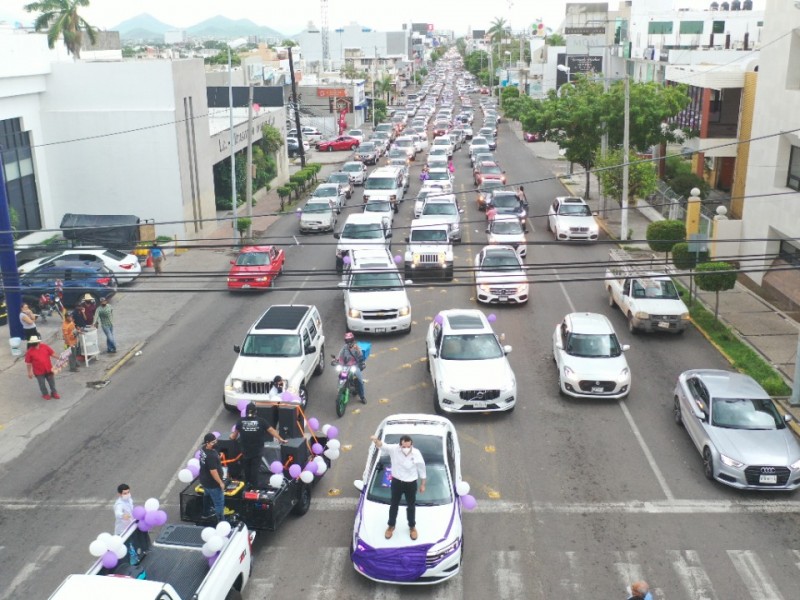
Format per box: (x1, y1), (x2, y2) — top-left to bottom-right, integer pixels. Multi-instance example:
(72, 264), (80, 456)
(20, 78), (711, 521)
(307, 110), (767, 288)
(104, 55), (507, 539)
(0, 0), (767, 36)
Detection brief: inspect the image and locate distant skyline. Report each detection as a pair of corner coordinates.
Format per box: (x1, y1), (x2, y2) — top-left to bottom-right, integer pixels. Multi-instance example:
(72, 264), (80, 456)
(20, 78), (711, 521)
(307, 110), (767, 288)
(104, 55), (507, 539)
(0, 0), (767, 37)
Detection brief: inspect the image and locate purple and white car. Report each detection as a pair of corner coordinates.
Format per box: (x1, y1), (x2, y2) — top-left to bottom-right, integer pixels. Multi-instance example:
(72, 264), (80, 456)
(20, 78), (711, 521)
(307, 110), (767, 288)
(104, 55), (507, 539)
(351, 414), (465, 585)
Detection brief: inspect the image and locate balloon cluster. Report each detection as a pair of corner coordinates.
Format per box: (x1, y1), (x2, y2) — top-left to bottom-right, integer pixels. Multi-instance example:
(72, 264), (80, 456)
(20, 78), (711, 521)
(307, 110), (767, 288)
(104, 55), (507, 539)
(455, 481), (477, 511)
(178, 455), (202, 484)
(88, 532), (128, 570)
(201, 521), (232, 567)
(133, 497), (169, 532)
(261, 417), (341, 488)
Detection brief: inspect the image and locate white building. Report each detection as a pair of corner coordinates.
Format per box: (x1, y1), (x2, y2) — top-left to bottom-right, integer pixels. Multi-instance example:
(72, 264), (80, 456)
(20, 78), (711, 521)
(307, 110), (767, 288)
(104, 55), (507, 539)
(294, 21), (410, 71)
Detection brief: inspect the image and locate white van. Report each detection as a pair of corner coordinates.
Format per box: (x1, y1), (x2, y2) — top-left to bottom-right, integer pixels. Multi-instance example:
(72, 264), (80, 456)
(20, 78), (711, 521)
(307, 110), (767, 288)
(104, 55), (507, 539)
(335, 213), (392, 259)
(363, 166), (405, 212)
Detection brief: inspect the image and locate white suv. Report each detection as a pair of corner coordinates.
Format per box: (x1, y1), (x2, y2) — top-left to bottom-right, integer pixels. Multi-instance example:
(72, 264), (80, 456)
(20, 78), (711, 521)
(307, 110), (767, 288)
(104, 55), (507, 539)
(223, 305), (326, 411)
(339, 249), (412, 334)
(426, 309), (516, 414)
(547, 196), (600, 241)
(404, 219), (454, 281)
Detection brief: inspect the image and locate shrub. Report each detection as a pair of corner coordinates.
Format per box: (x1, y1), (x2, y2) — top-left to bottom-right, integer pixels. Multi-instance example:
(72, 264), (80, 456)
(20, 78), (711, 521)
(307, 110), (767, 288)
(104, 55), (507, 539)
(646, 220), (686, 259)
(695, 261), (737, 320)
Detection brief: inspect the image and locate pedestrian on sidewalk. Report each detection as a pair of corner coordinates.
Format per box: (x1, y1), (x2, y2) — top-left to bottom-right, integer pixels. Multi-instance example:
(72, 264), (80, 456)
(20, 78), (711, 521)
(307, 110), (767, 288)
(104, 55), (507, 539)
(72, 304), (90, 331)
(20, 303), (39, 341)
(114, 483), (134, 535)
(81, 294), (97, 323)
(61, 313), (79, 372)
(94, 297), (117, 353)
(149, 243), (165, 275)
(24, 336), (60, 400)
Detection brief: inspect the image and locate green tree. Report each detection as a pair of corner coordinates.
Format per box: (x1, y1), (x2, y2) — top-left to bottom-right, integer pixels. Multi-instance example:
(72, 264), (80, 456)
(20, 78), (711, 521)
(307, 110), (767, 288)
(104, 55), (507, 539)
(205, 50), (241, 66)
(546, 33), (566, 46)
(487, 17), (508, 47)
(672, 241), (710, 305)
(520, 76), (606, 197)
(646, 219), (686, 261)
(596, 148), (658, 207)
(694, 261), (737, 320)
(502, 93), (535, 122)
(374, 99), (388, 123)
(24, 0), (97, 58)
(664, 155), (710, 198)
(375, 74), (394, 103)
(259, 123), (283, 155)
(455, 37), (467, 57)
(281, 39), (297, 47)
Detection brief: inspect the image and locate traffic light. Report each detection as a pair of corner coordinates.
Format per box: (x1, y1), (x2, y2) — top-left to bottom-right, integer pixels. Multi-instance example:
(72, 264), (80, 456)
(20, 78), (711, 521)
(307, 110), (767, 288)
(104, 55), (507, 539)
(534, 21), (545, 37)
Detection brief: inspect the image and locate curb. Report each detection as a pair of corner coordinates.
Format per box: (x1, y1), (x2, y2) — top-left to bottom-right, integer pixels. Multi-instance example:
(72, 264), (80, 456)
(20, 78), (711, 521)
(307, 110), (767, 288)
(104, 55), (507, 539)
(104, 341), (145, 380)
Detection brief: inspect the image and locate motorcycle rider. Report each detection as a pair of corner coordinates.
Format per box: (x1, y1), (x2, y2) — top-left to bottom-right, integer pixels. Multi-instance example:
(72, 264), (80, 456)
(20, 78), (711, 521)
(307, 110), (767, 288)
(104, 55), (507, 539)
(337, 332), (366, 404)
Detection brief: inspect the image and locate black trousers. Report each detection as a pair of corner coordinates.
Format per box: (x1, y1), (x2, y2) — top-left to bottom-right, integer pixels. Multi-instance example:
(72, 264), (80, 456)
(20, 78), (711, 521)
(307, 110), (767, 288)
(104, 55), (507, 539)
(388, 478), (418, 528)
(242, 456), (260, 489)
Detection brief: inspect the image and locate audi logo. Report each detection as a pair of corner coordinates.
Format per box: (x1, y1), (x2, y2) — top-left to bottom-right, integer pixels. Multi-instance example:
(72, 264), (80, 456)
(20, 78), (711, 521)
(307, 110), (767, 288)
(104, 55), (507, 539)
(760, 467), (776, 474)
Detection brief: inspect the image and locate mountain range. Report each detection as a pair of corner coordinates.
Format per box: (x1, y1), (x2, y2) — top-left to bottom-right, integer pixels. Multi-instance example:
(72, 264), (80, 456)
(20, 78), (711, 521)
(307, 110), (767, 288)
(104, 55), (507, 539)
(113, 13), (286, 42)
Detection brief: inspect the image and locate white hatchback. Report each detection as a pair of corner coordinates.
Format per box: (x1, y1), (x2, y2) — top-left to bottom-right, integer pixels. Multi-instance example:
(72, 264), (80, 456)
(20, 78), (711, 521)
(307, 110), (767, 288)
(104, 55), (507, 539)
(18, 248), (142, 284)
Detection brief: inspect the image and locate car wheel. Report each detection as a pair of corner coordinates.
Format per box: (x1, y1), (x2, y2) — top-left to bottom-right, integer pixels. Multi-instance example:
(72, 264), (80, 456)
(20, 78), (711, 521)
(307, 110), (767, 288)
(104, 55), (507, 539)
(225, 589), (243, 600)
(627, 313), (639, 334)
(702, 447), (714, 480)
(299, 385), (308, 409)
(327, 146), (333, 152)
(403, 323), (412, 335)
(314, 345), (325, 376)
(608, 289), (615, 308)
(291, 483), (312, 516)
(673, 396), (683, 427)
(545, 219), (551, 232)
(433, 387), (444, 415)
(223, 395), (238, 413)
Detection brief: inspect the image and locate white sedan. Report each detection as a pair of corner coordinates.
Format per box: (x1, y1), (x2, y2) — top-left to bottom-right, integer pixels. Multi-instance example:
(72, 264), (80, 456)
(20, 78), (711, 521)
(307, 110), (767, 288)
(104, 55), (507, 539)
(18, 248), (142, 284)
(474, 246), (529, 305)
(352, 413), (465, 584)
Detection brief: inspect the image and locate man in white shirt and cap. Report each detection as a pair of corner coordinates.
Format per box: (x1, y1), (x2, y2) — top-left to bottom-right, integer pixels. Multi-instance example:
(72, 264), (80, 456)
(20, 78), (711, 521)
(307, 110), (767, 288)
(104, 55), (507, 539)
(369, 434), (426, 541)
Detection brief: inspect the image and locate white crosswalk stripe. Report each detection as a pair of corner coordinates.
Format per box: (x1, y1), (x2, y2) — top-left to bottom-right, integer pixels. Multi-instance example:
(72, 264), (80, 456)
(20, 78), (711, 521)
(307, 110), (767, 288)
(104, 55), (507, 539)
(559, 550), (584, 598)
(311, 547), (351, 600)
(727, 550), (785, 600)
(668, 550), (719, 600)
(0, 545), (62, 600)
(613, 551), (667, 600)
(245, 575), (277, 598)
(494, 550), (526, 600)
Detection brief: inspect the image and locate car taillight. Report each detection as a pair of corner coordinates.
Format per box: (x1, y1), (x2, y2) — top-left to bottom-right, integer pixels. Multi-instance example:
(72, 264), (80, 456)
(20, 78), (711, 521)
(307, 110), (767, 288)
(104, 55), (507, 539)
(97, 277), (111, 286)
(120, 263), (134, 270)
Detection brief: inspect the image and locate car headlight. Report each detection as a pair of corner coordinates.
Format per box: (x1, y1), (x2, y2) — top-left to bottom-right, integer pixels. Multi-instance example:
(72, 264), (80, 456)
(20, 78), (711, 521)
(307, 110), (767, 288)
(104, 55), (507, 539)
(447, 384), (460, 393)
(720, 453), (745, 469)
(617, 368), (630, 383)
(517, 284), (529, 294)
(563, 366), (576, 379)
(479, 284), (491, 292)
(428, 537), (461, 561)
(232, 379), (243, 392)
(790, 458), (800, 470)
(398, 306), (410, 317)
(634, 311), (649, 320)
(680, 312), (691, 320)
(348, 308), (362, 318)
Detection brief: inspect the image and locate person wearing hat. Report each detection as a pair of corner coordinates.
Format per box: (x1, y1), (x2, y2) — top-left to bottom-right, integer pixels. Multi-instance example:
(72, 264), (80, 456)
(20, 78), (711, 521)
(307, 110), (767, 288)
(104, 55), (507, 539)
(93, 297), (116, 353)
(24, 336), (60, 400)
(81, 294), (97, 323)
(230, 403), (286, 490)
(199, 433), (226, 523)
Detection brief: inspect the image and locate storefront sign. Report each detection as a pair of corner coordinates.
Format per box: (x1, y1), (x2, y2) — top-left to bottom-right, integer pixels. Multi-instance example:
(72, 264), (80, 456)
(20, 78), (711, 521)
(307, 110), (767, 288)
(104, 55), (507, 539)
(317, 88), (347, 98)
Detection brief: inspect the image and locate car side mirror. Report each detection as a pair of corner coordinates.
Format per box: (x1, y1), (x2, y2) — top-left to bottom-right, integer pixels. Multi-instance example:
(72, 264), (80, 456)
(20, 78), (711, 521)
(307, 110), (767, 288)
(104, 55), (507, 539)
(622, 344), (630, 352)
(386, 230), (393, 238)
(233, 345), (241, 353)
(230, 260), (235, 265)
(459, 209), (465, 214)
(503, 345), (513, 354)
(337, 282), (346, 289)
(485, 228), (490, 234)
(354, 479), (365, 492)
(785, 413), (794, 423)
(333, 233), (341, 239)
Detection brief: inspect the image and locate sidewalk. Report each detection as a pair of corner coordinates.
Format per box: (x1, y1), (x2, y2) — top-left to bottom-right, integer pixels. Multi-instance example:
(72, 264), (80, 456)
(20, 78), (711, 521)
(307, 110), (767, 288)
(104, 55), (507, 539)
(506, 120), (800, 426)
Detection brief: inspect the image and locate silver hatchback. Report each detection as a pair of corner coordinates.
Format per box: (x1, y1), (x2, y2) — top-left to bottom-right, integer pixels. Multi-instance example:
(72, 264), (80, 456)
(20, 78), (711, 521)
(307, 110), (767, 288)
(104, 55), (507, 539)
(673, 369), (800, 491)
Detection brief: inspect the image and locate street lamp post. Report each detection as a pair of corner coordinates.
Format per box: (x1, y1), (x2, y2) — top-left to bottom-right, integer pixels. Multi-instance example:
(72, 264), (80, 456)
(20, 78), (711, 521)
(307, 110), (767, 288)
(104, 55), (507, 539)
(557, 63), (572, 86)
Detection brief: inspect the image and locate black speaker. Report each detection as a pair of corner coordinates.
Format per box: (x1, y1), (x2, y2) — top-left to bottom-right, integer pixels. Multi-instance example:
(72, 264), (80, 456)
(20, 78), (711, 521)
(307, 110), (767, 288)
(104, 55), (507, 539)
(281, 437), (309, 468)
(277, 405), (302, 440)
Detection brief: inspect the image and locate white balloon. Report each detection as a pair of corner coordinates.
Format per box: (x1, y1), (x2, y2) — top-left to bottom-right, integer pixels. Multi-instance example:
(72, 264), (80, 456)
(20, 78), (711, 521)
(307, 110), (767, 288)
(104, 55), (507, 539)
(97, 532), (113, 545)
(201, 542), (217, 558)
(300, 470), (314, 483)
(113, 545), (127, 559)
(324, 448), (340, 461)
(206, 535), (225, 552)
(326, 439), (341, 450)
(144, 498), (159, 512)
(316, 462), (328, 475)
(201, 527), (217, 542)
(89, 540), (107, 557)
(313, 455), (326, 466)
(456, 481), (471, 497)
(178, 468), (194, 483)
(187, 458), (200, 470)
(269, 474), (284, 489)
(109, 535), (125, 550)
(321, 424), (331, 435)
(215, 521), (232, 537)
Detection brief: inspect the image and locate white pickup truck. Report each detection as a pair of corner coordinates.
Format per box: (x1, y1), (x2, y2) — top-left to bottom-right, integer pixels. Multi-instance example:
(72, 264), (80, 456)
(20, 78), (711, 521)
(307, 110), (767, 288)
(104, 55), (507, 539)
(605, 249), (690, 334)
(48, 522), (253, 600)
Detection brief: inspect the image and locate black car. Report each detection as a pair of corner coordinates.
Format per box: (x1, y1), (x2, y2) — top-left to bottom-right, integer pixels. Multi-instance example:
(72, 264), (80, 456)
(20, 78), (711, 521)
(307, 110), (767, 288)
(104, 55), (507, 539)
(19, 263), (118, 308)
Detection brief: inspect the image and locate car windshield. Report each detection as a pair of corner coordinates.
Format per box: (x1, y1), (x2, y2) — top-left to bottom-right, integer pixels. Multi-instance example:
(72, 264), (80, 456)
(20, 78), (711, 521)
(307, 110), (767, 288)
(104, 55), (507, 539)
(328, 175), (348, 184)
(492, 195), (519, 209)
(631, 279), (680, 300)
(395, 139), (412, 147)
(103, 249), (129, 260)
(304, 202), (331, 214)
(429, 171), (450, 181)
(365, 201), (392, 213)
(481, 165), (503, 175)
(558, 203), (592, 216)
(343, 164), (362, 173)
(234, 252), (271, 266)
(430, 147), (448, 155)
(566, 333), (622, 358)
(491, 221), (523, 234)
(482, 253), (521, 270)
(367, 436), (451, 506)
(341, 223), (384, 239)
(433, 139), (450, 146)
(410, 229), (448, 242)
(710, 397), (785, 430)
(480, 181), (503, 193)
(350, 270), (404, 290)
(440, 333), (504, 360)
(423, 203), (457, 216)
(365, 177), (397, 190)
(241, 334), (301, 357)
(472, 137), (488, 145)
(314, 187), (337, 197)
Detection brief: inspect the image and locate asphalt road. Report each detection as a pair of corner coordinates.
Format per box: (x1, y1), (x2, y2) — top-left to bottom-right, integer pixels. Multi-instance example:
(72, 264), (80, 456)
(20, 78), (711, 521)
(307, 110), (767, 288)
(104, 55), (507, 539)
(3, 111), (800, 600)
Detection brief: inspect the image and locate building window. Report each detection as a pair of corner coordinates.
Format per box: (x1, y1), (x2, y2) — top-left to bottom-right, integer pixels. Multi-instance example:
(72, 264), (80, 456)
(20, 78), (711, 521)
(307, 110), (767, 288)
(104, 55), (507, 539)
(712, 21), (725, 34)
(788, 145), (800, 191)
(1, 118), (42, 235)
(648, 21), (674, 35)
(779, 240), (800, 266)
(679, 21), (704, 34)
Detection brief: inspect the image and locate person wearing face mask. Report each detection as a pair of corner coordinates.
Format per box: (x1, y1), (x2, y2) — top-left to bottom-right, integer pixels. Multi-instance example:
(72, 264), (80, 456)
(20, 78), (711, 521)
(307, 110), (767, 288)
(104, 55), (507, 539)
(114, 483), (134, 535)
(369, 434), (426, 541)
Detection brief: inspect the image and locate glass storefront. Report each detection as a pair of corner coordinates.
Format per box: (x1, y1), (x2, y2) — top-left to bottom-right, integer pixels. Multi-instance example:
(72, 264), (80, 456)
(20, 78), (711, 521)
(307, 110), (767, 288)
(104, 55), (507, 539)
(1, 118), (41, 236)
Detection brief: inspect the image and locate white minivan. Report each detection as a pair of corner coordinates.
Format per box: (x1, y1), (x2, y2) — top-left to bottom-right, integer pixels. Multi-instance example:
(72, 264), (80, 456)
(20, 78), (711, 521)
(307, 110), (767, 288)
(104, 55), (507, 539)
(363, 166), (405, 212)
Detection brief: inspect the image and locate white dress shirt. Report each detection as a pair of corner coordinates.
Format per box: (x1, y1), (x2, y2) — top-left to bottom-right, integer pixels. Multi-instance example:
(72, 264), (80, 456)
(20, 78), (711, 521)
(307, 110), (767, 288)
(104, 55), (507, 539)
(381, 443), (426, 482)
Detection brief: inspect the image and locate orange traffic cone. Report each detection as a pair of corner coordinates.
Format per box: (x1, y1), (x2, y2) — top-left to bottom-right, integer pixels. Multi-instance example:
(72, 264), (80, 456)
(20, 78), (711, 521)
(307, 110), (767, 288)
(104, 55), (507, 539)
(145, 254), (153, 268)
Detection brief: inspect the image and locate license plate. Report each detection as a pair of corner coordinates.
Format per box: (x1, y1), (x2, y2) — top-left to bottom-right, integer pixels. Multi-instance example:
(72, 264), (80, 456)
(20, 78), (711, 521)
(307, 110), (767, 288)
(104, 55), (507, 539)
(658, 321), (671, 329)
(759, 474), (778, 484)
(499, 296), (509, 302)
(472, 401), (487, 408)
(374, 327), (386, 333)
(242, 284), (250, 288)
(591, 386), (604, 393)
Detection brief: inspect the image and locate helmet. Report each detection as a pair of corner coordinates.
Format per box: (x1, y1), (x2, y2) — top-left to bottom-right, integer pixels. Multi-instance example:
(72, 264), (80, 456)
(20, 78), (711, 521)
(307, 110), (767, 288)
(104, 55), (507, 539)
(246, 402), (257, 415)
(344, 332), (355, 343)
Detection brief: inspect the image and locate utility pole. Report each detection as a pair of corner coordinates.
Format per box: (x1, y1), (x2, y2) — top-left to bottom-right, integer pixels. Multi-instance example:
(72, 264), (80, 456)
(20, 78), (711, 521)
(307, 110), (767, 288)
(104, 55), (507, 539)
(228, 47), (237, 244)
(599, 42), (610, 218)
(245, 81), (254, 239)
(288, 47), (306, 168)
(620, 74), (630, 241)
(0, 152), (23, 340)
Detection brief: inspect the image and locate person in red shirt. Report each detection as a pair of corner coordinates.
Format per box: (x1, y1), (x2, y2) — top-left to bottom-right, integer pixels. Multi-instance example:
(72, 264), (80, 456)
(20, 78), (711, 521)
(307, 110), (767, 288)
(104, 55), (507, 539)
(24, 336), (60, 400)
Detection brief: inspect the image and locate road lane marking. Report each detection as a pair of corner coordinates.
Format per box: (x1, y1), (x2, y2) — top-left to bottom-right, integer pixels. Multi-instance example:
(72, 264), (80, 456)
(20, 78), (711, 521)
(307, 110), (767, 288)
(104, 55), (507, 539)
(0, 545), (62, 600)
(560, 550), (584, 597)
(669, 550), (718, 600)
(727, 550), (785, 600)
(312, 547), (349, 600)
(618, 399), (675, 501)
(495, 550), (525, 600)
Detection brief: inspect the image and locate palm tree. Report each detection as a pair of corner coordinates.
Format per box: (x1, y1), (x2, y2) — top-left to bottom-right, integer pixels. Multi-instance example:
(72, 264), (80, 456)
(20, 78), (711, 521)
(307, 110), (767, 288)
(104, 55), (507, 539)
(375, 74), (394, 103)
(24, 0), (97, 59)
(487, 17), (507, 47)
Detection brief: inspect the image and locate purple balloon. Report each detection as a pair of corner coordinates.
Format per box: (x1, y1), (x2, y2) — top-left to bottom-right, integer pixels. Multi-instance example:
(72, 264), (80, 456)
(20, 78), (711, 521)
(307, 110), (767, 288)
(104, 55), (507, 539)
(342, 255), (352, 265)
(240, 408), (247, 418)
(327, 425), (339, 440)
(208, 553), (219, 567)
(101, 550), (119, 569)
(393, 254), (402, 264)
(280, 390), (300, 404)
(461, 494), (477, 511)
(312, 443), (324, 455)
(212, 431), (221, 439)
(144, 511), (160, 526)
(305, 461), (318, 475)
(154, 509), (168, 526)
(308, 417), (320, 431)
(194, 450), (202, 460)
(137, 521), (152, 533)
(487, 313), (497, 323)
(296, 208), (303, 219)
(270, 460), (284, 475)
(289, 464), (302, 479)
(434, 313), (444, 325)
(231, 424), (237, 433)
(132, 505), (146, 520)
(188, 464), (200, 478)
(236, 399), (247, 412)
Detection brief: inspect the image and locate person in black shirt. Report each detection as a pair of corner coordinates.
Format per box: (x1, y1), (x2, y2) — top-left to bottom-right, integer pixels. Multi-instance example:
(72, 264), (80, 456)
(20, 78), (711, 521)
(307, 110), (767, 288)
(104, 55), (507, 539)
(199, 433), (225, 523)
(230, 403), (286, 489)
